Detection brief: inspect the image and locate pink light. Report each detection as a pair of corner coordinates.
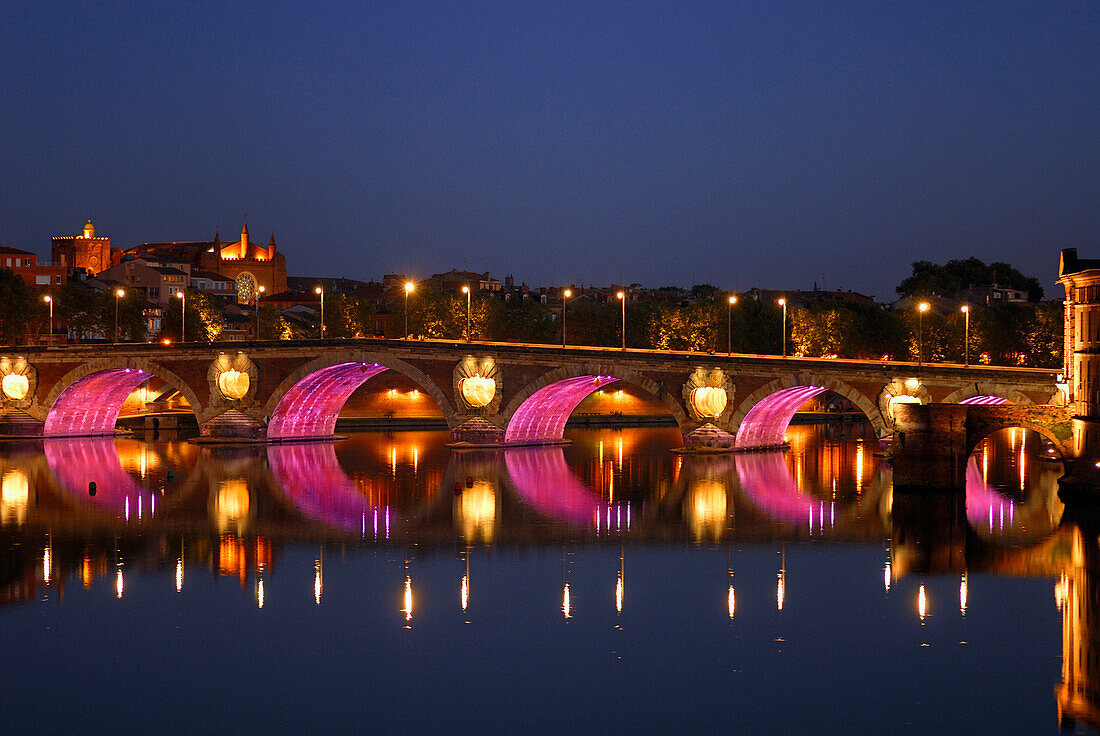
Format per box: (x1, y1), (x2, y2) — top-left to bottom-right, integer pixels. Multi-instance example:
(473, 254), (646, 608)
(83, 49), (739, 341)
(965, 457), (1017, 527)
(267, 363), (387, 439)
(505, 447), (602, 526)
(735, 386), (828, 449)
(734, 451), (816, 524)
(44, 439), (146, 511)
(505, 375), (616, 444)
(43, 369), (149, 436)
(959, 395), (1009, 406)
(268, 442), (378, 532)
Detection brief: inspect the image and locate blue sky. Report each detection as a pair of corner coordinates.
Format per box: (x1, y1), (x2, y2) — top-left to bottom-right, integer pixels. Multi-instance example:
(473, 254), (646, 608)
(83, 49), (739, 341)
(2, 1), (1097, 299)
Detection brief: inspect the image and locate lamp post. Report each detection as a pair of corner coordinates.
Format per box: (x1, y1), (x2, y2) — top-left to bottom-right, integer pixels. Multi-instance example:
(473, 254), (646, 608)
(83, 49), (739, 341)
(727, 294), (737, 355)
(315, 285), (324, 339)
(114, 289), (125, 343)
(404, 282), (415, 339)
(617, 291), (626, 349)
(777, 298), (787, 357)
(961, 305), (970, 367)
(917, 302), (930, 366)
(255, 286), (265, 338)
(462, 284), (471, 341)
(43, 295), (52, 343)
(562, 288), (572, 347)
(176, 291), (185, 341)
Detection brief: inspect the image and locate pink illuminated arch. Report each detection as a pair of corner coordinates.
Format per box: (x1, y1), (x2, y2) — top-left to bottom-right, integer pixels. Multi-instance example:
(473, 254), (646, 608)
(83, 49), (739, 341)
(965, 457), (1016, 530)
(734, 385), (828, 450)
(504, 375), (619, 444)
(959, 395), (1010, 406)
(268, 442), (380, 533)
(505, 447), (603, 526)
(43, 368), (151, 437)
(266, 362), (388, 440)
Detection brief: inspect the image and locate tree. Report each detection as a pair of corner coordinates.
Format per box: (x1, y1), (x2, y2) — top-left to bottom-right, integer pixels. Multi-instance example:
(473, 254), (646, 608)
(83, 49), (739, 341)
(0, 269), (32, 345)
(487, 295), (555, 344)
(161, 290), (227, 342)
(896, 257), (1043, 301)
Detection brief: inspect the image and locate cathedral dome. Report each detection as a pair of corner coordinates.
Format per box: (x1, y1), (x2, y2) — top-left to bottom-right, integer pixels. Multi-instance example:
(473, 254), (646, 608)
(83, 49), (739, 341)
(83, 220), (96, 238)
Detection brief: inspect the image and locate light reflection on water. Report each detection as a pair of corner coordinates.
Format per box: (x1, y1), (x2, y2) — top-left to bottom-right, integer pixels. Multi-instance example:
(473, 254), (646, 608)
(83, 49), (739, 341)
(0, 424), (1089, 734)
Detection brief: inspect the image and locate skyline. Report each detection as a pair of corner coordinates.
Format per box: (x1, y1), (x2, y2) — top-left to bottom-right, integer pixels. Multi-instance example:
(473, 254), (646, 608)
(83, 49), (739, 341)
(3, 2), (1097, 299)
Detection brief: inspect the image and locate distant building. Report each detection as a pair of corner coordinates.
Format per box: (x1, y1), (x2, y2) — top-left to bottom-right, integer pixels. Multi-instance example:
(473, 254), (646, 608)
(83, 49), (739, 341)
(189, 269), (238, 300)
(1, 245), (68, 287)
(124, 222), (287, 302)
(427, 269), (502, 294)
(957, 284), (1030, 306)
(51, 220), (114, 274)
(97, 259), (188, 308)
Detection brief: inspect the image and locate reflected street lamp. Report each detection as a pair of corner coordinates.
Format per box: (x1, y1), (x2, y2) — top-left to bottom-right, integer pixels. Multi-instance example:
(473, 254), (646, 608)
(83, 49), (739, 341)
(43, 295), (53, 343)
(777, 298), (787, 357)
(404, 282), (415, 339)
(562, 288), (572, 347)
(176, 291), (185, 341)
(727, 294), (737, 355)
(918, 302), (930, 366)
(617, 291), (626, 349)
(462, 284), (471, 341)
(961, 304), (970, 367)
(114, 289), (125, 343)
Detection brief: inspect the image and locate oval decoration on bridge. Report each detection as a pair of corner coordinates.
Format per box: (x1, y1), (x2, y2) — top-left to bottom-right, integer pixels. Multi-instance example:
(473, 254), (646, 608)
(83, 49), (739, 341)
(690, 386), (728, 418)
(0, 356), (35, 406)
(454, 356), (502, 413)
(218, 369), (251, 401)
(460, 375), (496, 408)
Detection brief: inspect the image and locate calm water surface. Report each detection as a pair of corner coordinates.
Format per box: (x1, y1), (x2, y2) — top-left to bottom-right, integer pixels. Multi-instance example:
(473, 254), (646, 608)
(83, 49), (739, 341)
(0, 424), (1091, 735)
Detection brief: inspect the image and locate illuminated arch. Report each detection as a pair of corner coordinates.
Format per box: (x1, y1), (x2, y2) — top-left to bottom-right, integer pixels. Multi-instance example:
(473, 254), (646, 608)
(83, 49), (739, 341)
(263, 353), (456, 441)
(942, 383), (1032, 406)
(503, 363), (690, 445)
(731, 375), (885, 450)
(40, 359), (203, 437)
(734, 451), (819, 525)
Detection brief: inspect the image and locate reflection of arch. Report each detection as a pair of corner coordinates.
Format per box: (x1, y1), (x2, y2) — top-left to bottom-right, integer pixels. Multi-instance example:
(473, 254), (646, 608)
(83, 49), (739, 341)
(44, 439), (153, 515)
(41, 360), (203, 436)
(268, 443), (379, 533)
(734, 452), (820, 525)
(263, 353), (456, 440)
(732, 376), (885, 450)
(503, 364), (688, 445)
(504, 447), (602, 527)
(965, 458), (1016, 531)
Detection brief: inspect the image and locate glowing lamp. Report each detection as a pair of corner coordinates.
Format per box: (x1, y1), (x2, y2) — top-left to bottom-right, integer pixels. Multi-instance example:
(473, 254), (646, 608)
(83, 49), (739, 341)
(2, 373), (29, 401)
(690, 386), (728, 418)
(889, 394), (921, 418)
(460, 375), (496, 408)
(218, 369), (251, 400)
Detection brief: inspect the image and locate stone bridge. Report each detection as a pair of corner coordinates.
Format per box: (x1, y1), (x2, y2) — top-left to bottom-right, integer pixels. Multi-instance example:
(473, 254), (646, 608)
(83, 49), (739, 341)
(0, 338), (1061, 450)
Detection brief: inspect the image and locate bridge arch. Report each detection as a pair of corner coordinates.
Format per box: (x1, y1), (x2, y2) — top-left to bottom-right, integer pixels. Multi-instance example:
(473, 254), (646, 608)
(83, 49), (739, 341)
(261, 352), (457, 440)
(39, 358), (204, 437)
(962, 415), (1072, 466)
(730, 375), (886, 450)
(501, 363), (691, 445)
(942, 383), (1034, 406)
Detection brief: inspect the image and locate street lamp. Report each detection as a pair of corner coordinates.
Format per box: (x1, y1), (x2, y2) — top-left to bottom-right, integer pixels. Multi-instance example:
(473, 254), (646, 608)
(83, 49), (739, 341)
(727, 294), (737, 355)
(255, 285), (265, 338)
(960, 305), (970, 367)
(777, 298), (787, 357)
(617, 291), (626, 349)
(404, 282), (415, 339)
(43, 295), (52, 343)
(114, 289), (125, 343)
(462, 284), (471, 341)
(562, 288), (572, 347)
(917, 302), (930, 366)
(315, 285), (324, 339)
(175, 291), (185, 341)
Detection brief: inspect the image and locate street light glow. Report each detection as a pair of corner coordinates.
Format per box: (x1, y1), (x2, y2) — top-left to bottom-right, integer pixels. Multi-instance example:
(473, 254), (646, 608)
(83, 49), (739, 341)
(918, 302), (930, 313)
(405, 282), (415, 293)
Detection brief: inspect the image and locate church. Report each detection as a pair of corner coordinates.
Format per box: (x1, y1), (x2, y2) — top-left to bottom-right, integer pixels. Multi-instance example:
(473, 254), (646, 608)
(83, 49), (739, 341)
(123, 222), (288, 302)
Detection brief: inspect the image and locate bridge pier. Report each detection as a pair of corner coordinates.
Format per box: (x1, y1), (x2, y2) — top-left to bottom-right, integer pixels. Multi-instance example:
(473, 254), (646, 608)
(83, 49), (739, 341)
(890, 403), (970, 491)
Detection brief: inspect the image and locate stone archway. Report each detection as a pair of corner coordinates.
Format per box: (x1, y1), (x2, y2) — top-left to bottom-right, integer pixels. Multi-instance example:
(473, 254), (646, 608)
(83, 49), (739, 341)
(942, 382), (1034, 406)
(501, 362), (691, 445)
(730, 374), (886, 450)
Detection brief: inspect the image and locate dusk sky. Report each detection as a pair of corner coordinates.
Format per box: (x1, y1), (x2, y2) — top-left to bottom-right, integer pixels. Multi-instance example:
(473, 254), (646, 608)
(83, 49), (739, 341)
(2, 1), (1097, 299)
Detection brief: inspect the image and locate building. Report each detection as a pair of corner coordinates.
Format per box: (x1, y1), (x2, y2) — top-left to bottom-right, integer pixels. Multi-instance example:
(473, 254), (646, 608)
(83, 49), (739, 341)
(957, 283), (1030, 306)
(51, 220), (114, 274)
(1058, 248), (1100, 419)
(189, 269), (238, 300)
(124, 222), (287, 302)
(427, 269), (503, 294)
(97, 259), (189, 308)
(1, 246), (67, 287)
